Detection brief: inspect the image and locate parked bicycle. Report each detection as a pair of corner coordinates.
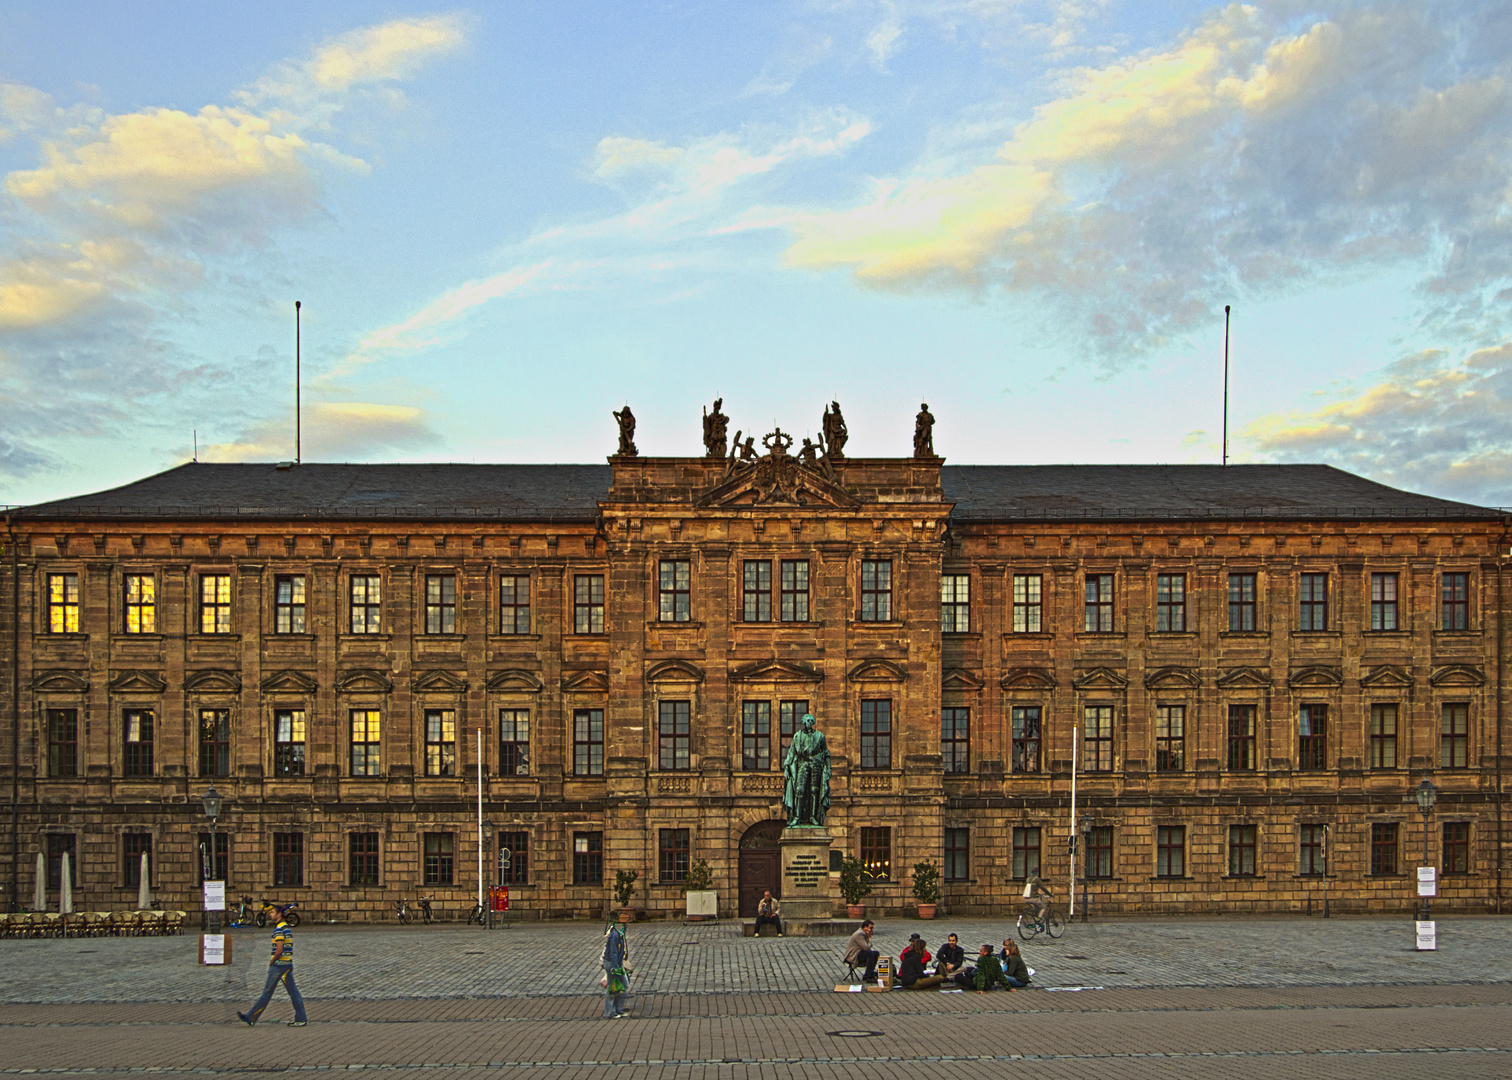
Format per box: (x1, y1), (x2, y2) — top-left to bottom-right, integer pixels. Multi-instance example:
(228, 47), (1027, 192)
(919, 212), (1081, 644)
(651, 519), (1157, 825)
(257, 901), (301, 928)
(226, 895), (260, 929)
(394, 897), (413, 925)
(1016, 901), (1065, 941)
(467, 901), (486, 926)
(417, 895), (434, 925)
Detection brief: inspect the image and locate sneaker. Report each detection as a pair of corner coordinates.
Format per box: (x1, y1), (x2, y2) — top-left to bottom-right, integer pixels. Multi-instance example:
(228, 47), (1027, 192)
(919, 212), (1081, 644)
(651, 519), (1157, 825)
(237, 1012), (254, 1026)
(287, 1020), (308, 1026)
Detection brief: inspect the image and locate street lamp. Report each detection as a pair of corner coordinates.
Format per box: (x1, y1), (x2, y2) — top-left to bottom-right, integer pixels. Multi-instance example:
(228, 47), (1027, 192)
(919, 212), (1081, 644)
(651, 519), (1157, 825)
(201, 785), (223, 933)
(1415, 776), (1438, 923)
(1078, 815), (1093, 923)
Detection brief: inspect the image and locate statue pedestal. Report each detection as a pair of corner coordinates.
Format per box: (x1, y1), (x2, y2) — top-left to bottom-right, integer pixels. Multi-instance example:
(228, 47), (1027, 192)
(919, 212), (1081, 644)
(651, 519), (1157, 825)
(779, 827), (834, 922)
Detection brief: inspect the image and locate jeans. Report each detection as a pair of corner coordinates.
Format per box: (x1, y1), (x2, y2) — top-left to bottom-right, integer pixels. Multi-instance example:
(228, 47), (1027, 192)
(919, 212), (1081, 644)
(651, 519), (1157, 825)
(754, 914), (782, 935)
(248, 964), (306, 1023)
(1005, 976), (1028, 988)
(851, 948), (879, 981)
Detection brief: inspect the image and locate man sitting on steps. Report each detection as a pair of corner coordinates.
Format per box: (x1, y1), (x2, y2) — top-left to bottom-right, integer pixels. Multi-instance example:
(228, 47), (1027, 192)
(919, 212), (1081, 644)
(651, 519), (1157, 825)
(754, 891), (782, 936)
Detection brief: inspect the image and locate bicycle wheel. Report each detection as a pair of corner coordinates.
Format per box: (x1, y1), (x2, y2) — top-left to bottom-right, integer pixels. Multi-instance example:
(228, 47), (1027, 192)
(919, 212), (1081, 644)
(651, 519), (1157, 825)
(1045, 911), (1065, 938)
(398, 910), (412, 925)
(467, 905), (484, 926)
(284, 911), (301, 928)
(255, 910), (267, 928)
(1016, 914), (1039, 941)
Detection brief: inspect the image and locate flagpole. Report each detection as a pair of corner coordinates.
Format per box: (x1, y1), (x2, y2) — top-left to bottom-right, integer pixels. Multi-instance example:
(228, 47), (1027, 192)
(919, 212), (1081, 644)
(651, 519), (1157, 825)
(1069, 727), (1079, 921)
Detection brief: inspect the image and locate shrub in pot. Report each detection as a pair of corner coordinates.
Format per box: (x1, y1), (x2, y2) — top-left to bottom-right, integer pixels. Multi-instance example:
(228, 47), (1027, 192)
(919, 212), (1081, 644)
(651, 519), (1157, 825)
(612, 869), (639, 921)
(911, 860), (941, 919)
(838, 855), (873, 918)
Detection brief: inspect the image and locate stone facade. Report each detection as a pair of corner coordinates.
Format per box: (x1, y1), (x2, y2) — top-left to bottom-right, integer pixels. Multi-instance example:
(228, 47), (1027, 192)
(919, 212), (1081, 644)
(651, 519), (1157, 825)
(1, 443), (1507, 921)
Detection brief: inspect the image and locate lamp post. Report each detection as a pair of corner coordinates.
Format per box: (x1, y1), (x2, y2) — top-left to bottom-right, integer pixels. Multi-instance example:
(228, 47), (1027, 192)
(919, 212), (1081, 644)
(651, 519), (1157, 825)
(201, 785), (223, 934)
(1415, 776), (1438, 924)
(1078, 815), (1093, 923)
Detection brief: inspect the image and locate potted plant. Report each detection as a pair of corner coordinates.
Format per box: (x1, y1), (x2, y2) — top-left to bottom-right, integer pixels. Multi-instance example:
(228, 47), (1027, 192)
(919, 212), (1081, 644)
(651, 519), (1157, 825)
(682, 858), (717, 920)
(838, 855), (872, 919)
(911, 860), (941, 919)
(612, 869), (639, 922)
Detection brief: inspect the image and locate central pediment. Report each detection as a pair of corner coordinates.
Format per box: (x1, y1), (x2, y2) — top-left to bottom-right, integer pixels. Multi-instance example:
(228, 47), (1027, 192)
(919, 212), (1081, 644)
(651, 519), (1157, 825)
(696, 428), (860, 508)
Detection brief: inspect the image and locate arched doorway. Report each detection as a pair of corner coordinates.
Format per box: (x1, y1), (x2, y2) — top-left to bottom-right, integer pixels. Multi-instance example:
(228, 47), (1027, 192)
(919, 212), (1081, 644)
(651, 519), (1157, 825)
(738, 820), (785, 917)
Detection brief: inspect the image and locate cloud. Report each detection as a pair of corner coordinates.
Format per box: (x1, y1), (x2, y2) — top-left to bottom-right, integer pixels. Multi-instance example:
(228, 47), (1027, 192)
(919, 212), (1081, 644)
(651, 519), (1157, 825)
(771, 3), (1512, 360)
(1245, 342), (1512, 506)
(201, 401), (440, 462)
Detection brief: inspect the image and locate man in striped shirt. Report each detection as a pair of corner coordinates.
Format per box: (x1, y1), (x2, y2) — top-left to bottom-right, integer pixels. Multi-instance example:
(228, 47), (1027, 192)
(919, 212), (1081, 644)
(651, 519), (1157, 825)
(238, 913), (308, 1026)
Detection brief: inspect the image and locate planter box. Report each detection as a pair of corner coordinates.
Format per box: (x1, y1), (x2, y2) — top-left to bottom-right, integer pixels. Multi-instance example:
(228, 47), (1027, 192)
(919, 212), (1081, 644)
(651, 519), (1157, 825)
(685, 890), (718, 919)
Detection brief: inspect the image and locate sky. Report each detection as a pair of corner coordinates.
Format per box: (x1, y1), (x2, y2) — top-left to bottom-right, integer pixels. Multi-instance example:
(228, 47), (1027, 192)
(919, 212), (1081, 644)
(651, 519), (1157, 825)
(2, 1), (1510, 508)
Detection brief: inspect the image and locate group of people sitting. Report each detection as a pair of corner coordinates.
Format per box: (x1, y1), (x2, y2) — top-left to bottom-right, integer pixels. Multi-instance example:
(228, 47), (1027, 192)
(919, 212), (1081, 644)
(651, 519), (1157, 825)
(844, 922), (1033, 992)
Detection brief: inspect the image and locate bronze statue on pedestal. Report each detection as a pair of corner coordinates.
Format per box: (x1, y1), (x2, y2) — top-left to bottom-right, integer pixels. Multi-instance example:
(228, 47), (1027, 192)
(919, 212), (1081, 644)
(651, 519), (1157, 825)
(782, 713), (832, 828)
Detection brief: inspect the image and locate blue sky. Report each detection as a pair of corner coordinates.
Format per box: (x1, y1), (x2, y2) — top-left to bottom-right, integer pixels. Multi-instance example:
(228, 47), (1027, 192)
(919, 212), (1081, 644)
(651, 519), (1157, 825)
(2, 1), (1510, 507)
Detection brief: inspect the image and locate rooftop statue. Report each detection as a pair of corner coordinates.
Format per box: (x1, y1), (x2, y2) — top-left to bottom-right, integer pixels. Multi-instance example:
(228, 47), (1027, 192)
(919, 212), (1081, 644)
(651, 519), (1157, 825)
(702, 398), (728, 459)
(612, 406), (637, 457)
(821, 401), (848, 460)
(914, 402), (935, 458)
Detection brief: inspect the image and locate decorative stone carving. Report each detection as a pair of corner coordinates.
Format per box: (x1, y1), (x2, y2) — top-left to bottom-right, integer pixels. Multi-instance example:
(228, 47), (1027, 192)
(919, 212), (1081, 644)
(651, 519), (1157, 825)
(701, 398), (728, 458)
(336, 668), (394, 694)
(1145, 666), (1199, 688)
(1002, 667), (1057, 689)
(1360, 665), (1413, 688)
(1430, 664), (1486, 686)
(562, 668), (610, 692)
(260, 669), (317, 693)
(32, 670), (88, 692)
(847, 658), (907, 682)
(646, 658), (705, 683)
(1288, 665), (1343, 687)
(1072, 666), (1129, 690)
(699, 424), (857, 508)
(411, 669), (467, 692)
(612, 406), (637, 457)
(730, 658), (824, 684)
(184, 669), (242, 692)
(486, 668), (543, 692)
(1217, 666), (1270, 688)
(108, 669), (167, 693)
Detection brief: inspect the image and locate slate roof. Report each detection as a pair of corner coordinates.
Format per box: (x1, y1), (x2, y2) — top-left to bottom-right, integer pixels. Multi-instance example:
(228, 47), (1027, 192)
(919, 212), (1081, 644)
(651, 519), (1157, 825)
(12, 461), (1499, 523)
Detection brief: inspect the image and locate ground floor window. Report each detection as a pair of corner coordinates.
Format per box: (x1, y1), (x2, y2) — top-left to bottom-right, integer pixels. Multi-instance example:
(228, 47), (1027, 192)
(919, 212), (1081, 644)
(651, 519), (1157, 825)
(1228, 825), (1257, 876)
(122, 832), (151, 887)
(1156, 826), (1185, 878)
(1370, 823), (1398, 876)
(659, 828), (690, 883)
(1086, 826), (1113, 879)
(1299, 824), (1327, 877)
(860, 826), (891, 881)
(573, 832), (603, 885)
(1443, 822), (1470, 875)
(196, 832), (229, 884)
(274, 832), (304, 887)
(46, 834), (77, 889)
(1012, 827), (1041, 880)
(424, 832), (454, 885)
(350, 832), (380, 886)
(943, 828), (969, 882)
(499, 831), (529, 884)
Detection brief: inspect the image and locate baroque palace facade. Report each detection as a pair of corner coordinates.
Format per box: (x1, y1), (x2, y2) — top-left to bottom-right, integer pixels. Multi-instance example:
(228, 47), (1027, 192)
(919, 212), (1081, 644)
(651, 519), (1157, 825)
(2, 403), (1508, 920)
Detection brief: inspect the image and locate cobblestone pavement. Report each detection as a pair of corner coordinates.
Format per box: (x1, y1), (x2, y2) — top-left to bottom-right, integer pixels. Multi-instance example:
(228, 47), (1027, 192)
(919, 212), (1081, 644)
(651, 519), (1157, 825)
(1, 915), (1507, 1004)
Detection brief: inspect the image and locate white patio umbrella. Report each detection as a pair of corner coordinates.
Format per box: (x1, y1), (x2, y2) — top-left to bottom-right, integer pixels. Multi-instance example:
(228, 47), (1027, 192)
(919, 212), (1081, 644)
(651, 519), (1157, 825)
(59, 853), (73, 915)
(136, 852), (151, 909)
(33, 851), (45, 911)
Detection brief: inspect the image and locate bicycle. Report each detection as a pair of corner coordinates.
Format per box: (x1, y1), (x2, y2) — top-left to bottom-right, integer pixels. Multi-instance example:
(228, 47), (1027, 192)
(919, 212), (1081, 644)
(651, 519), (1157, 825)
(394, 897), (413, 925)
(226, 895), (260, 929)
(467, 902), (486, 926)
(417, 895), (435, 925)
(1016, 901), (1065, 941)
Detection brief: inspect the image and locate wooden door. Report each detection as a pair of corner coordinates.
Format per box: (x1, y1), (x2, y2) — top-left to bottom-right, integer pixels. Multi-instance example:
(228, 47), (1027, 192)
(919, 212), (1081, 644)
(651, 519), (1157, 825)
(738, 850), (780, 917)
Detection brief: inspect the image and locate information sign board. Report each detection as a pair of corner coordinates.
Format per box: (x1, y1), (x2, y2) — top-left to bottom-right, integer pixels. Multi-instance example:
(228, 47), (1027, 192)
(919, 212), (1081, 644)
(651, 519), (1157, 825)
(198, 933), (232, 965)
(1415, 921), (1437, 951)
(203, 881), (226, 910)
(1417, 866), (1437, 898)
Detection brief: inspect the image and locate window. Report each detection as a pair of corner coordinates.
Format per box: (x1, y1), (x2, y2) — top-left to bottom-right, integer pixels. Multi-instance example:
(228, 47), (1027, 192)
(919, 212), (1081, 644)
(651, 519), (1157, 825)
(1086, 826), (1113, 879)
(499, 574), (531, 634)
(1298, 704), (1327, 770)
(274, 710), (306, 777)
(742, 560), (772, 622)
(1370, 572), (1398, 630)
(573, 832), (603, 885)
(1011, 706), (1041, 773)
(200, 574), (232, 634)
(944, 828), (969, 882)
(198, 708), (230, 778)
(940, 708), (970, 774)
(350, 833), (379, 886)
(658, 560), (691, 622)
(1156, 826), (1185, 878)
(47, 834), (77, 889)
(573, 575), (604, 634)
(1228, 825), (1257, 876)
(1370, 823), (1398, 875)
(778, 700), (807, 764)
(424, 574), (456, 634)
(1299, 572), (1328, 630)
(498, 831), (529, 885)
(1228, 572), (1256, 631)
(859, 700), (892, 769)
(197, 832), (229, 884)
(941, 574), (969, 632)
(349, 575), (381, 634)
(1012, 574), (1042, 632)
(350, 710), (381, 776)
(1084, 574), (1113, 632)
(1083, 705), (1114, 771)
(573, 708), (604, 776)
(859, 559), (892, 621)
(1012, 827), (1041, 880)
(1369, 704), (1397, 769)
(1155, 573), (1186, 632)
(123, 833), (151, 887)
(1227, 704), (1256, 771)
(47, 573), (80, 633)
(860, 826), (891, 880)
(47, 709), (77, 777)
(1440, 703), (1469, 768)
(499, 709), (530, 776)
(742, 701), (771, 771)
(1155, 705), (1184, 772)
(658, 700), (691, 771)
(780, 560), (809, 621)
(659, 828), (690, 883)
(1443, 822), (1470, 875)
(424, 709), (456, 776)
(274, 575), (306, 634)
(1299, 824), (1327, 877)
(123, 710), (154, 777)
(124, 574), (155, 633)
(423, 832), (453, 885)
(1442, 572), (1470, 630)
(274, 832), (304, 886)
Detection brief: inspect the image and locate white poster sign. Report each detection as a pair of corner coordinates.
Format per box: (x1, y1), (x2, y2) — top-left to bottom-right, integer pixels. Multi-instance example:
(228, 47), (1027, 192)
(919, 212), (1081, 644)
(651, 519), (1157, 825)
(1416, 866), (1437, 897)
(1415, 921), (1437, 951)
(199, 933), (230, 965)
(203, 881), (226, 911)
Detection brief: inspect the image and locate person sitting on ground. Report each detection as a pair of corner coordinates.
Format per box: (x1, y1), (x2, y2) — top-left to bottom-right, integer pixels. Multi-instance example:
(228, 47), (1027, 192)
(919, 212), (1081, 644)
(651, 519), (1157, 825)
(897, 937), (947, 990)
(936, 933), (966, 979)
(844, 920), (879, 983)
(754, 891), (783, 936)
(1023, 872), (1053, 926)
(972, 943), (1015, 992)
(999, 939), (1032, 988)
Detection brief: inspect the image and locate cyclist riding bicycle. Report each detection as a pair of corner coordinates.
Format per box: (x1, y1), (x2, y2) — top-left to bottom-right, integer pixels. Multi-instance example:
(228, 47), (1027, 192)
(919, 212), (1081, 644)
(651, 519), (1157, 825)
(1022, 872), (1052, 926)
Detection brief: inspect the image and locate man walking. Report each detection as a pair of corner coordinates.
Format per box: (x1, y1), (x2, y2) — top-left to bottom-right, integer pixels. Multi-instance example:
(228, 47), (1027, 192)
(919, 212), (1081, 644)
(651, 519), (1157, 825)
(238, 912), (307, 1026)
(601, 922), (631, 1018)
(843, 919), (879, 983)
(754, 891), (783, 936)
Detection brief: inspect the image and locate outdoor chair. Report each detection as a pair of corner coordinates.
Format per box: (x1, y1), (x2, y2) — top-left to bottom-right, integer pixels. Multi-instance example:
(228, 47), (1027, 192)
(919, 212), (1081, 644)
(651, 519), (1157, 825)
(163, 911), (186, 935)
